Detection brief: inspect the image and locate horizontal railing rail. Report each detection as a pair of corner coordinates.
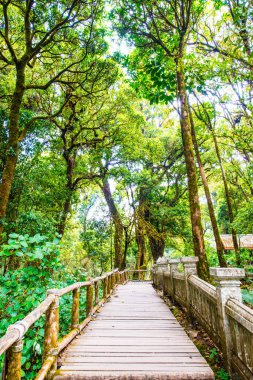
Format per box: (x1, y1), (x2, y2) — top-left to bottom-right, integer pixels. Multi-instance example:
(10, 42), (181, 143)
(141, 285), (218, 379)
(0, 268), (129, 380)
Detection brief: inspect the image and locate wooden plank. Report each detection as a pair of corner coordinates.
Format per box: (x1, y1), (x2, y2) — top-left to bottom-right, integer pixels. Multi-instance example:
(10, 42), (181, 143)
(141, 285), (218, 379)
(63, 352), (202, 357)
(83, 331), (185, 337)
(54, 370), (214, 379)
(62, 357), (207, 364)
(66, 347), (200, 353)
(60, 363), (214, 370)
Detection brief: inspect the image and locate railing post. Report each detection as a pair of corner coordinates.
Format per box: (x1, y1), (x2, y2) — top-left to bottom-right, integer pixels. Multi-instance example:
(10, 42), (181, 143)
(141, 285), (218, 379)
(156, 257), (169, 291)
(181, 257), (198, 317)
(94, 281), (99, 305)
(4, 338), (23, 380)
(111, 273), (115, 290)
(103, 277), (108, 299)
(210, 267), (245, 376)
(168, 259), (180, 303)
(86, 283), (94, 317)
(71, 288), (80, 329)
(152, 264), (157, 287)
(43, 290), (59, 377)
(108, 274), (112, 294)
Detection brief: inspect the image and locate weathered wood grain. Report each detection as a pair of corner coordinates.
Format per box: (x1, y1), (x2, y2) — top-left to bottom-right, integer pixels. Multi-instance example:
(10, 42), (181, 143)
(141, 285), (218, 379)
(54, 282), (214, 380)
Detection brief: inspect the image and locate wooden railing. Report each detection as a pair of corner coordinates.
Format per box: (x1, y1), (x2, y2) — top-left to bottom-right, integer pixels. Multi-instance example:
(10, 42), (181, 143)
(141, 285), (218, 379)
(153, 257), (253, 380)
(127, 269), (152, 281)
(0, 269), (128, 380)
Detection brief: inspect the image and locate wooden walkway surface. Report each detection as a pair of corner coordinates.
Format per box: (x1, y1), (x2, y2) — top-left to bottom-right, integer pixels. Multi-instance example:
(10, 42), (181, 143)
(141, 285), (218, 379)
(54, 282), (214, 379)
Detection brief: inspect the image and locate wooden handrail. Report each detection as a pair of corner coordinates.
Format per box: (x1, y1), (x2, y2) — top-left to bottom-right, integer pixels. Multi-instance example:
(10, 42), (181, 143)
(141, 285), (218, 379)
(127, 269), (151, 281)
(0, 294), (55, 355)
(128, 269), (149, 272)
(0, 268), (129, 380)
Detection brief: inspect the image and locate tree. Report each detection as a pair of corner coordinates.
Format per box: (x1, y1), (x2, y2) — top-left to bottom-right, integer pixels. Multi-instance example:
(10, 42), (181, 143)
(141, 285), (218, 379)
(114, 0), (210, 279)
(0, 0), (104, 236)
(192, 97), (241, 266)
(188, 102), (227, 267)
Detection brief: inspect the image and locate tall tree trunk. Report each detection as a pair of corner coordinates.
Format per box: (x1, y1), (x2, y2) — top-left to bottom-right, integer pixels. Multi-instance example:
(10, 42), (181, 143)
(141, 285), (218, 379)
(211, 130), (241, 265)
(189, 106), (227, 267)
(0, 64), (25, 237)
(148, 235), (165, 263)
(58, 154), (75, 236)
(144, 205), (165, 263)
(101, 178), (124, 269)
(123, 226), (130, 269)
(58, 193), (72, 236)
(135, 195), (146, 270)
(135, 221), (146, 269)
(176, 58), (209, 280)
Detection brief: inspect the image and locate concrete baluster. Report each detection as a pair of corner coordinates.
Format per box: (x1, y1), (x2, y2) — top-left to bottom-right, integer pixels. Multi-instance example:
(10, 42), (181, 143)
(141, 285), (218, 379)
(168, 259), (180, 303)
(156, 257), (169, 291)
(181, 257), (198, 317)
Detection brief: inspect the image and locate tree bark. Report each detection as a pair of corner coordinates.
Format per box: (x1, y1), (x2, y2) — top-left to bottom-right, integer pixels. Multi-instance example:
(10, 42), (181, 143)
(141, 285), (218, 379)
(144, 204), (165, 263)
(58, 151), (76, 236)
(135, 221), (146, 269)
(148, 235), (165, 263)
(0, 64), (25, 237)
(176, 58), (209, 280)
(101, 178), (124, 269)
(123, 226), (130, 269)
(189, 106), (227, 267)
(58, 193), (72, 236)
(135, 193), (146, 270)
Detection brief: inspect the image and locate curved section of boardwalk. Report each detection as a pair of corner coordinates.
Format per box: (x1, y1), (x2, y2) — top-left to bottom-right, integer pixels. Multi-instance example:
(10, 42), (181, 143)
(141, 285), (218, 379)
(54, 282), (214, 379)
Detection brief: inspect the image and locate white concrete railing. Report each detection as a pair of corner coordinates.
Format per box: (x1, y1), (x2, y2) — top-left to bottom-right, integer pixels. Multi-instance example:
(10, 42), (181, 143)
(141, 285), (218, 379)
(152, 257), (253, 380)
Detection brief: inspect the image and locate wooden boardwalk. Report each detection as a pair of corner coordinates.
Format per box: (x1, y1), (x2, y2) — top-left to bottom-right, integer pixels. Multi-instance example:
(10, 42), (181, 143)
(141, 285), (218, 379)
(54, 282), (214, 379)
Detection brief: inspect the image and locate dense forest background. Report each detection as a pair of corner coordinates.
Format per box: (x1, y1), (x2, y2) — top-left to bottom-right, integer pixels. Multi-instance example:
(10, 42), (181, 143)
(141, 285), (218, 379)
(0, 0), (252, 377)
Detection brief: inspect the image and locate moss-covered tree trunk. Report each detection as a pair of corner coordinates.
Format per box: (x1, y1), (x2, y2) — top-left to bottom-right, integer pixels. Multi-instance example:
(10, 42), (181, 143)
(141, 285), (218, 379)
(101, 178), (124, 269)
(144, 204), (165, 263)
(58, 152), (76, 236)
(135, 194), (146, 270)
(176, 58), (209, 280)
(0, 64), (25, 238)
(189, 106), (227, 267)
(148, 234), (165, 263)
(135, 221), (146, 269)
(122, 227), (130, 269)
(58, 193), (72, 236)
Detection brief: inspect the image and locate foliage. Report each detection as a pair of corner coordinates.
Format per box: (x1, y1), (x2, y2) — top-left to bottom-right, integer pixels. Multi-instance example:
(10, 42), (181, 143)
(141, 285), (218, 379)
(0, 234), (82, 379)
